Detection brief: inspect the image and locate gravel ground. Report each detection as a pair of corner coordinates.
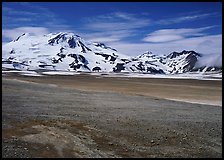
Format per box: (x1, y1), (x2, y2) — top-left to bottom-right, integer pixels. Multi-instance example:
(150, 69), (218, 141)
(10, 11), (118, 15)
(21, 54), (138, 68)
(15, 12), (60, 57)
(2, 76), (222, 158)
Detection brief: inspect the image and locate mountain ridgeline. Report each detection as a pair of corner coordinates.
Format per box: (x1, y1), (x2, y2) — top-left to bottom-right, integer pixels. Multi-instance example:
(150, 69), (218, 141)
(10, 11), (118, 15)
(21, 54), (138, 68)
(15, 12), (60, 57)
(2, 32), (222, 74)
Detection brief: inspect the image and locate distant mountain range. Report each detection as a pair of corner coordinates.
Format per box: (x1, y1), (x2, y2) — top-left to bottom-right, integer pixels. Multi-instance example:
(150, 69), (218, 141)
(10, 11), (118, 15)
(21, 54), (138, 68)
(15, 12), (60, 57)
(2, 32), (222, 74)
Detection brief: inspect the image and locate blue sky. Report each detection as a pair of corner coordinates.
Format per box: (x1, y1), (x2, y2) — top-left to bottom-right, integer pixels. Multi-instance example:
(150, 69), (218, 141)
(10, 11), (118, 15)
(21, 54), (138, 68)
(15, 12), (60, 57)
(2, 2), (222, 56)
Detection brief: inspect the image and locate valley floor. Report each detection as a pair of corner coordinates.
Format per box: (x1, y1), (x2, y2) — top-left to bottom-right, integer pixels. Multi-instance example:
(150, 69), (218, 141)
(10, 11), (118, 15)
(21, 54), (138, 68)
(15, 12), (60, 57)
(2, 73), (222, 158)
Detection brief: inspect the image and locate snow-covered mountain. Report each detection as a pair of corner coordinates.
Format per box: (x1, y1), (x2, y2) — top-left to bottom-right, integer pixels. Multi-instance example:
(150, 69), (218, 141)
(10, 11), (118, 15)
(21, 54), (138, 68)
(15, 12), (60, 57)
(2, 32), (222, 74)
(122, 50), (201, 74)
(2, 32), (129, 72)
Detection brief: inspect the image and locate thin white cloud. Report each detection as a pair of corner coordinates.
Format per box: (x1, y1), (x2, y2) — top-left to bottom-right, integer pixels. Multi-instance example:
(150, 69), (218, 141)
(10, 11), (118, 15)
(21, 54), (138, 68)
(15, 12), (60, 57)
(113, 12), (136, 20)
(85, 37), (121, 43)
(84, 33), (123, 43)
(143, 34), (183, 43)
(143, 27), (214, 43)
(86, 12), (150, 31)
(87, 21), (149, 31)
(2, 6), (39, 16)
(13, 18), (33, 22)
(82, 30), (135, 43)
(157, 13), (217, 25)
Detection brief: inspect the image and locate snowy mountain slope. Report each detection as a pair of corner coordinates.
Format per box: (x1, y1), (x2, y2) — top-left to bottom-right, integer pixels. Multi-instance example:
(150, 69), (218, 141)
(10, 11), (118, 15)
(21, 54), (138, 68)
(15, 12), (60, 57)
(2, 32), (222, 74)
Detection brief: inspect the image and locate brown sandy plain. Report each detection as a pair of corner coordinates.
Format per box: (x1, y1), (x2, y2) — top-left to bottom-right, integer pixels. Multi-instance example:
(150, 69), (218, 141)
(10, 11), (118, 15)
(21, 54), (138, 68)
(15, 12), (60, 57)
(2, 73), (222, 158)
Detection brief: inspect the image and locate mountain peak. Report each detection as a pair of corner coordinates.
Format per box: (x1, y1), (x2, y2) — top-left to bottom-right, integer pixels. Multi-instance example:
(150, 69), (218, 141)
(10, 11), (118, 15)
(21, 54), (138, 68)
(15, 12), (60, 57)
(138, 51), (154, 58)
(47, 32), (86, 49)
(167, 50), (201, 59)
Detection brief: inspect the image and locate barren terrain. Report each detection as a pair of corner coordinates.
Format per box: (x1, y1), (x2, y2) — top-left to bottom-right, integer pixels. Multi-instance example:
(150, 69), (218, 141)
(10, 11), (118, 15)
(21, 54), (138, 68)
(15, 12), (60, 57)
(2, 73), (222, 158)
